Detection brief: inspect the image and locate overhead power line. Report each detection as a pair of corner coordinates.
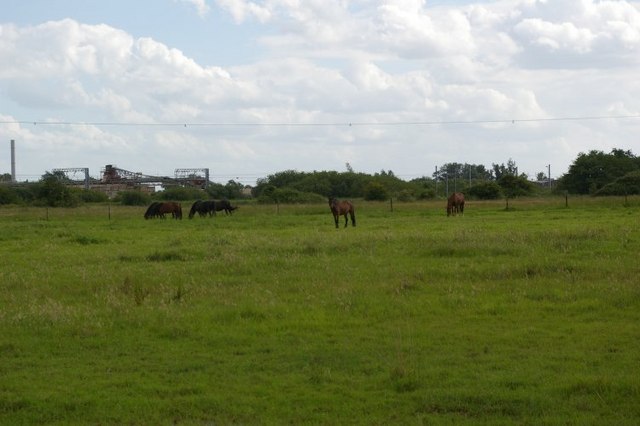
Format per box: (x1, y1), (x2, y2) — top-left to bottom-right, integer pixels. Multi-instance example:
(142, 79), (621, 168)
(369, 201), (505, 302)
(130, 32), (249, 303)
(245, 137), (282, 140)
(1, 114), (640, 128)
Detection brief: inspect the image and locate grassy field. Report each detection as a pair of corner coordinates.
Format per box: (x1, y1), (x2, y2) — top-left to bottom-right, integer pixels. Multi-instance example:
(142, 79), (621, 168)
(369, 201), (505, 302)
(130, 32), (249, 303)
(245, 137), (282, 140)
(0, 197), (639, 425)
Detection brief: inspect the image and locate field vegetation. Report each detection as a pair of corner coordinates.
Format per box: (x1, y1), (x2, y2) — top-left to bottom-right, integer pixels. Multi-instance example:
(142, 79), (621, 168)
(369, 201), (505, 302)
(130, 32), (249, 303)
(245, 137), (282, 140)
(0, 197), (639, 424)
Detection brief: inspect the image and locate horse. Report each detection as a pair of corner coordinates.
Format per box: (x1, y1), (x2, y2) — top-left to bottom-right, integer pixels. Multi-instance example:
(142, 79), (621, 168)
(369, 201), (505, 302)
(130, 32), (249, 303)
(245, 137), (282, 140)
(188, 200), (216, 219)
(157, 201), (182, 219)
(144, 202), (162, 219)
(329, 198), (356, 228)
(212, 199), (237, 215)
(446, 192), (465, 217)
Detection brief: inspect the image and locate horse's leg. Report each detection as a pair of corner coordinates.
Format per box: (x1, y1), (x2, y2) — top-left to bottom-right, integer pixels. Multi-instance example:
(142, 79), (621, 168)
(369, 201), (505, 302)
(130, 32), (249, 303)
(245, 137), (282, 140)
(350, 210), (356, 227)
(334, 214), (339, 228)
(343, 213), (348, 228)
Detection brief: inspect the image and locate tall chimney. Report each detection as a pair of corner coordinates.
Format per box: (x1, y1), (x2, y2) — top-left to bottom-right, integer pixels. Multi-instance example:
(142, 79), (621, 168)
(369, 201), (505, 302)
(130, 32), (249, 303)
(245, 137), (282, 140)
(10, 139), (16, 183)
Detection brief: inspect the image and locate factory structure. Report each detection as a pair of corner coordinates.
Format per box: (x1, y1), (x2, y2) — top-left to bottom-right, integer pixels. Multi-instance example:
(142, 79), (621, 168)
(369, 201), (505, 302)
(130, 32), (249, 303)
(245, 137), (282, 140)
(5, 139), (211, 198)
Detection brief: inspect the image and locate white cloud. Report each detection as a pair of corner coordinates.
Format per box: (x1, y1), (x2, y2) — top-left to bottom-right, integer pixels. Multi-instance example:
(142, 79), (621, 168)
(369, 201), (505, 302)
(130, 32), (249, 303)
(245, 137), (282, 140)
(175, 0), (211, 17)
(214, 0), (271, 23)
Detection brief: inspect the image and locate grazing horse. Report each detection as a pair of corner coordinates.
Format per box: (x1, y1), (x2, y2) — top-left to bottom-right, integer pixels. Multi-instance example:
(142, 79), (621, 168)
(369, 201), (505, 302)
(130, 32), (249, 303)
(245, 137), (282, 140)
(446, 192), (465, 217)
(212, 199), (237, 215)
(189, 200), (216, 219)
(144, 202), (162, 219)
(157, 201), (182, 219)
(329, 198), (356, 228)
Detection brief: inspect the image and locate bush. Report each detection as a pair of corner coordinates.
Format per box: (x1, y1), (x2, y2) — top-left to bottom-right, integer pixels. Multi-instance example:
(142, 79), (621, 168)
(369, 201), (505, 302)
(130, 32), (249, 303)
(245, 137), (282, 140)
(396, 189), (415, 202)
(364, 182), (389, 201)
(158, 186), (206, 201)
(117, 190), (151, 206)
(415, 188), (436, 200)
(78, 189), (109, 203)
(258, 187), (324, 204)
(468, 182), (502, 200)
(0, 185), (19, 205)
(595, 171), (640, 195)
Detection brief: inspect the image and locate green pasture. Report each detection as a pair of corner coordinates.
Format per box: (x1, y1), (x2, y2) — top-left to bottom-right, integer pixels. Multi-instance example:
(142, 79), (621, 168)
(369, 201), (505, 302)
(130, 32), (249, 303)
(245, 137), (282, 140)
(0, 197), (639, 424)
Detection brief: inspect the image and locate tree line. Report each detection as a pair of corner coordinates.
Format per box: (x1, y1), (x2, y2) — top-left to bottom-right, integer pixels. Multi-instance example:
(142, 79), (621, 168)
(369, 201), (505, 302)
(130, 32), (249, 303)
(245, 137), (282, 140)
(1, 148), (638, 207)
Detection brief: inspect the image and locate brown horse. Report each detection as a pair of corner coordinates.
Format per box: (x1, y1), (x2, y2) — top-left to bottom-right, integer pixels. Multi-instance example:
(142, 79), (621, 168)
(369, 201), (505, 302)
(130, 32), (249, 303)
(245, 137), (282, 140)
(157, 201), (182, 219)
(446, 192), (465, 217)
(329, 198), (356, 228)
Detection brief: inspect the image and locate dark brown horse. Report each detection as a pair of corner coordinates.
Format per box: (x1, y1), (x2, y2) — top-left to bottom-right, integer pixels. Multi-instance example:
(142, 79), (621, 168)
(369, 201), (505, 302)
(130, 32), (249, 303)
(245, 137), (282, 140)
(188, 200), (215, 219)
(157, 201), (182, 219)
(446, 192), (465, 217)
(329, 198), (356, 228)
(212, 199), (237, 215)
(144, 202), (162, 219)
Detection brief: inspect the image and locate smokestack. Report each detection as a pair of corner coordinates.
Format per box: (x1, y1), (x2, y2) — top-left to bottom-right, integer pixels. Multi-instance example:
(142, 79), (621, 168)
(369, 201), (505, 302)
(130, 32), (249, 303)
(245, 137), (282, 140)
(10, 139), (16, 183)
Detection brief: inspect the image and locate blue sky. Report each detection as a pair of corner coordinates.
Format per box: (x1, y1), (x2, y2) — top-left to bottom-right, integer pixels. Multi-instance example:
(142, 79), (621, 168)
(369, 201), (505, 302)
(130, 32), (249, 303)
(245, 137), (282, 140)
(1, 0), (639, 184)
(4, 0), (262, 66)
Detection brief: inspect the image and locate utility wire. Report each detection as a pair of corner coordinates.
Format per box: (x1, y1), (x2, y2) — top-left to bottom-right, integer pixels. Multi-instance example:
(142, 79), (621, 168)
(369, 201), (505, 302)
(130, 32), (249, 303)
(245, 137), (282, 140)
(1, 114), (640, 128)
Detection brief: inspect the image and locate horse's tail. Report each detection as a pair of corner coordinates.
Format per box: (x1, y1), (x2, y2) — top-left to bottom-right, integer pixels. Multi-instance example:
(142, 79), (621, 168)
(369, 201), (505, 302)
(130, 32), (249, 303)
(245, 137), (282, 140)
(350, 207), (356, 227)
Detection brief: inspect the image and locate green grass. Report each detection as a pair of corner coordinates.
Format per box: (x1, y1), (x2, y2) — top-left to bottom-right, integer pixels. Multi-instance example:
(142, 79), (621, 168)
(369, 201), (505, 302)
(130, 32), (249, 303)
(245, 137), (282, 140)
(0, 197), (639, 424)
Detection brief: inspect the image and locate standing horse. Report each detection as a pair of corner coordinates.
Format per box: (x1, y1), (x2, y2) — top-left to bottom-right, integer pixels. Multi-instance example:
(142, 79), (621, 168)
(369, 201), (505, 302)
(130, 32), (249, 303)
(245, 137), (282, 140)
(329, 198), (356, 228)
(446, 192), (465, 217)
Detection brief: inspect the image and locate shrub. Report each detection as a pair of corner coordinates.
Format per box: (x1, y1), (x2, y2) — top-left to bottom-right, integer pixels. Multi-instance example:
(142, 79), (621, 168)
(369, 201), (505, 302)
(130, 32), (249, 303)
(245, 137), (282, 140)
(258, 187), (324, 204)
(158, 186), (206, 201)
(595, 171), (640, 195)
(364, 182), (389, 201)
(78, 189), (109, 203)
(415, 188), (436, 200)
(0, 185), (19, 205)
(396, 189), (415, 202)
(117, 190), (151, 206)
(468, 182), (502, 200)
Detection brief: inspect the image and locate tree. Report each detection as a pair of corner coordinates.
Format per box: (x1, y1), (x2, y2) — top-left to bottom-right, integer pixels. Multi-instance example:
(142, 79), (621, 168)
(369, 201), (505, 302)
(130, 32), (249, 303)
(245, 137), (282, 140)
(433, 163), (466, 181)
(224, 180), (244, 199)
(35, 172), (79, 207)
(492, 159), (519, 180)
(558, 149), (640, 194)
(498, 175), (535, 199)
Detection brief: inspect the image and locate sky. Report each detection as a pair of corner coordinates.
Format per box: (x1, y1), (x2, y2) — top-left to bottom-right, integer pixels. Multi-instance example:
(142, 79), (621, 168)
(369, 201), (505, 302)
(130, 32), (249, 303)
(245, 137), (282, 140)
(1, 0), (639, 185)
